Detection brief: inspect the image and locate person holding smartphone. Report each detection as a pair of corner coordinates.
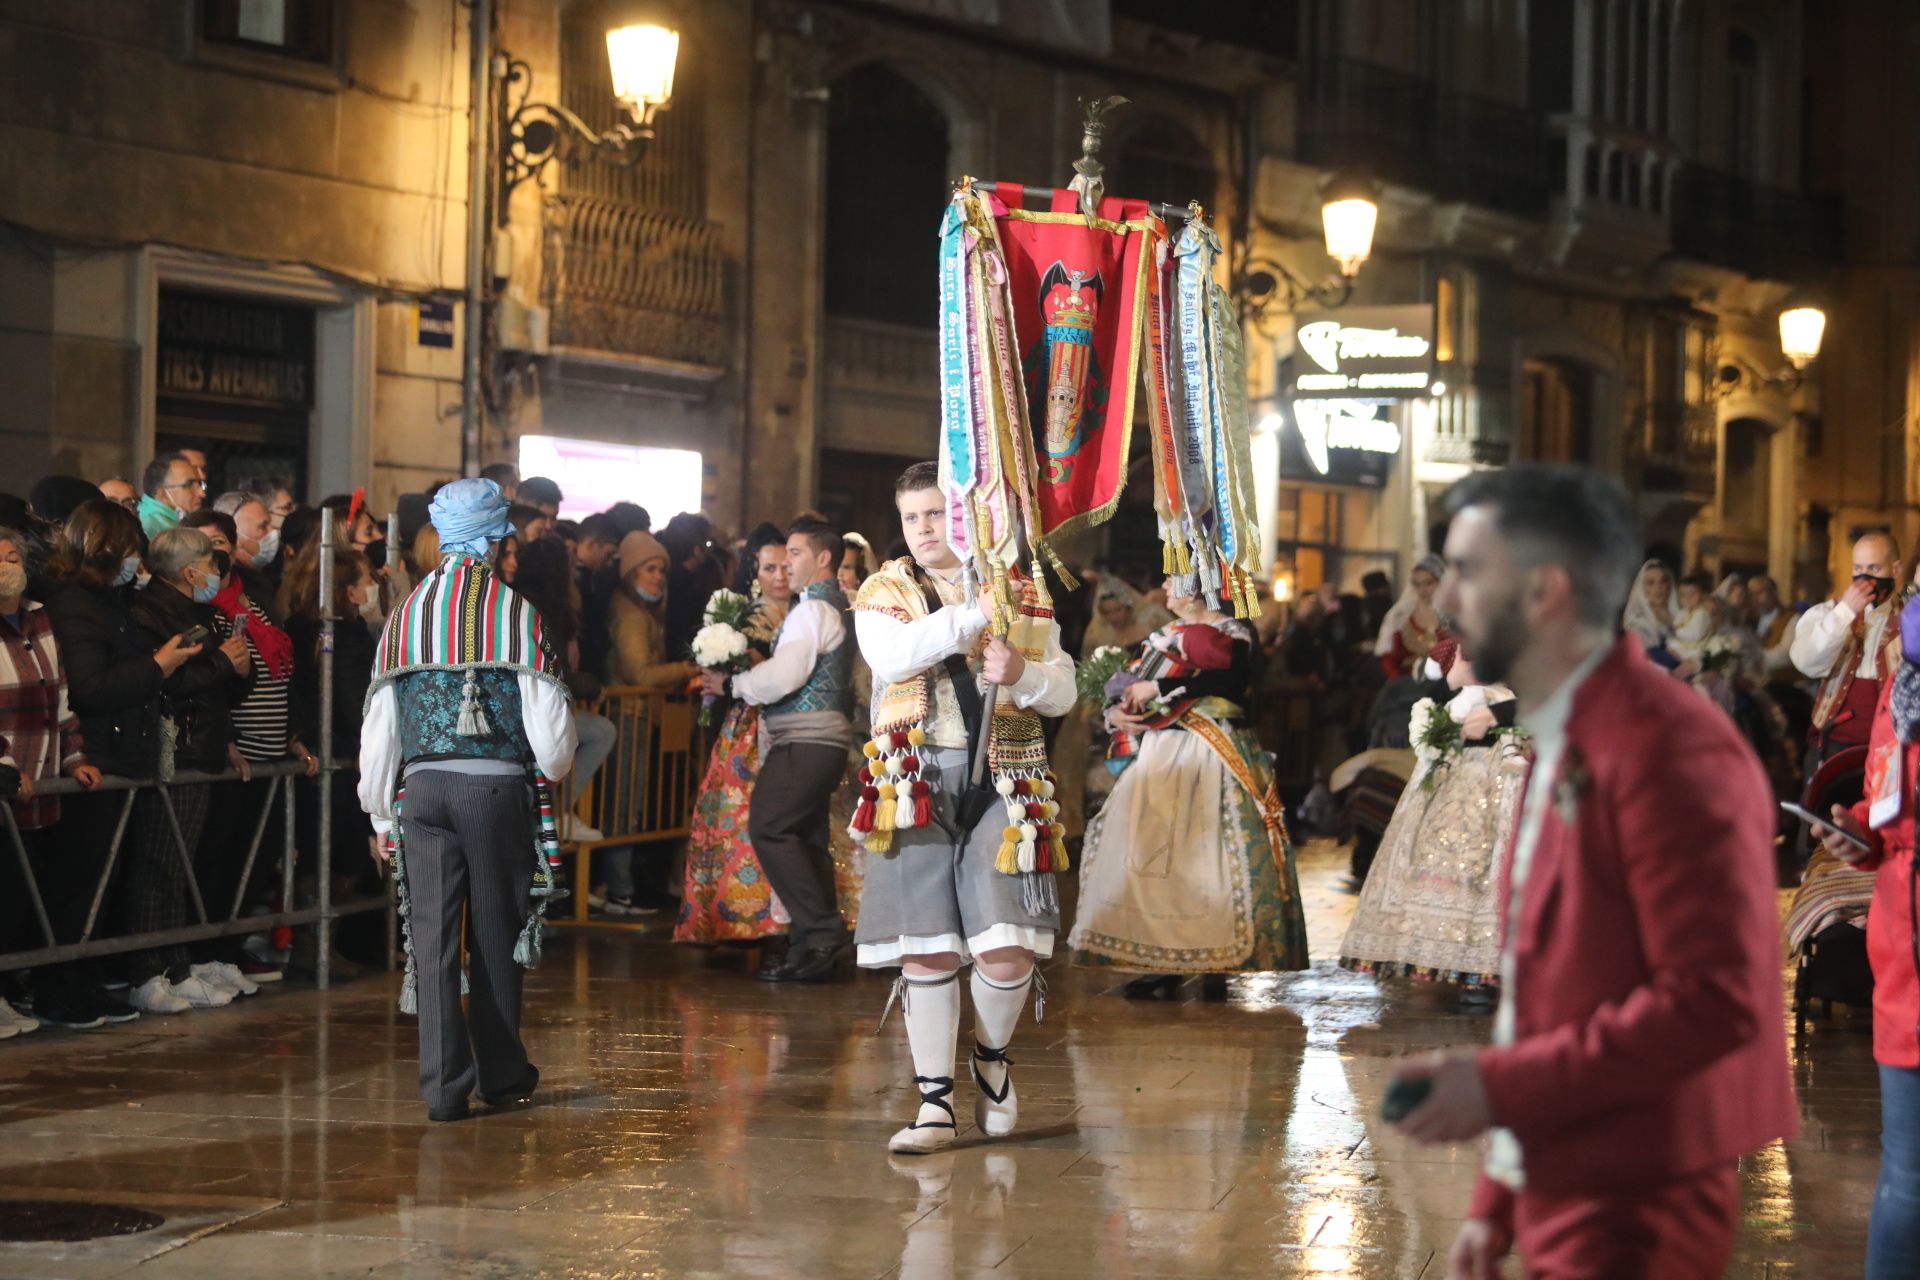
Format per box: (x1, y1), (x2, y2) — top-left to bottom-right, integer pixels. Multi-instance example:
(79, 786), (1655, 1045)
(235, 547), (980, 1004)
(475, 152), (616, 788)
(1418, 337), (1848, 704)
(124, 526), (253, 1015)
(1812, 576), (1920, 1278)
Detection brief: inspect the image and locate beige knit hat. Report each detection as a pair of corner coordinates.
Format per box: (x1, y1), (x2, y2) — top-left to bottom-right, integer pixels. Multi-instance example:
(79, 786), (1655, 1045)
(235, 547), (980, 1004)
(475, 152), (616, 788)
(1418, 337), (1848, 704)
(618, 530), (668, 579)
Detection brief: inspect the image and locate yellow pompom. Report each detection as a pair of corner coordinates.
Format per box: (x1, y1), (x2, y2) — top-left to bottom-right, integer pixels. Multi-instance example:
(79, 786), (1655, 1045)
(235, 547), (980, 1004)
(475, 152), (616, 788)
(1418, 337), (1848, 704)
(878, 782), (897, 800)
(995, 836), (1020, 875)
(862, 741), (882, 759)
(907, 728), (927, 746)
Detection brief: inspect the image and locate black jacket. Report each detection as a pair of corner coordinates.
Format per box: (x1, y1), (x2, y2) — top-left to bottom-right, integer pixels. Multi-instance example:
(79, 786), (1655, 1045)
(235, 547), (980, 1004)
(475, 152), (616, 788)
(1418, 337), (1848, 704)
(128, 580), (250, 773)
(43, 579), (164, 778)
(288, 613), (375, 759)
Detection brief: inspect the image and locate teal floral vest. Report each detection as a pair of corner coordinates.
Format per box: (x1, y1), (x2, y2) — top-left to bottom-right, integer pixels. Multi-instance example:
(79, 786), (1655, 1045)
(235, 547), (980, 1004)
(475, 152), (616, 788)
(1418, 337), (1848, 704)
(396, 668), (533, 766)
(766, 580), (855, 719)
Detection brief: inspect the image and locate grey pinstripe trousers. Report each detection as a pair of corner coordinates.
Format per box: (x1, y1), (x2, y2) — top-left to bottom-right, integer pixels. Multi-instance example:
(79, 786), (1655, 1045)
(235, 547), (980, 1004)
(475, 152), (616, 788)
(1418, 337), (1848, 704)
(400, 769), (536, 1112)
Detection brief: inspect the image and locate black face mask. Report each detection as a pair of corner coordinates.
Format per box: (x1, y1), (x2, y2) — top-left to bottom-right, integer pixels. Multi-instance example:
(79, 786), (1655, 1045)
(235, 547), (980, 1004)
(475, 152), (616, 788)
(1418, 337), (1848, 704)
(365, 540), (388, 571)
(1856, 573), (1896, 605)
(211, 550), (232, 580)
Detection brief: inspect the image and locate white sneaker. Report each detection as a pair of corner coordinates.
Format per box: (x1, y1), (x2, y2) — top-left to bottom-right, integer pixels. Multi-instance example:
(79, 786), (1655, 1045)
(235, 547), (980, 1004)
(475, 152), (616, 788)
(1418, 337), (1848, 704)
(0, 1018), (16, 1040)
(211, 962), (260, 996)
(0, 999), (37, 1035)
(170, 974), (234, 1008)
(129, 976), (192, 1015)
(587, 888), (609, 912)
(562, 817), (605, 843)
(189, 963), (243, 997)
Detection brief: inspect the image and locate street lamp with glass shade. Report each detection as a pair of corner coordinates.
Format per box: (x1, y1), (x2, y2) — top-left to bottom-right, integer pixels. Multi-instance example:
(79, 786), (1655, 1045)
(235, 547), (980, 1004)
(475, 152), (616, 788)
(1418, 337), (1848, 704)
(1320, 171), (1381, 279)
(498, 1), (682, 205)
(1779, 303), (1827, 370)
(605, 18), (680, 127)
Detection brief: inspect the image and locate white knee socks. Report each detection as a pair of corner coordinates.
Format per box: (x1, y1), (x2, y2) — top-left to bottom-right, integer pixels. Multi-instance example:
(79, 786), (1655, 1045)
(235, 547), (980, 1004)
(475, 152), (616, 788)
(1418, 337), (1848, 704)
(900, 970), (962, 1131)
(969, 966), (1033, 1134)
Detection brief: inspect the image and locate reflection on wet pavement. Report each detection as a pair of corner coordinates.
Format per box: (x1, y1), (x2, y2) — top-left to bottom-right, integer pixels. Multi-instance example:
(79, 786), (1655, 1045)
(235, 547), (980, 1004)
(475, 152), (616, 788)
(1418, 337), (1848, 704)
(0, 840), (1876, 1278)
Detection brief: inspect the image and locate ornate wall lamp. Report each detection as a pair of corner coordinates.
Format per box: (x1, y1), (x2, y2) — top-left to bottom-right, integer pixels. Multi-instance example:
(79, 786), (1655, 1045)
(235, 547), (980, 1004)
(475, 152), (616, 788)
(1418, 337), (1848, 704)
(1238, 172), (1381, 329)
(497, 3), (681, 215)
(1711, 298), (1828, 398)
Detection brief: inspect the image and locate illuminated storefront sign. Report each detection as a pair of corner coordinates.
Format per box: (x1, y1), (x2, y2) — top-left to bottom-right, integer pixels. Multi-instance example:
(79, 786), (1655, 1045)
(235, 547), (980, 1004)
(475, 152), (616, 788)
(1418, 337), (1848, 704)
(1286, 305), (1435, 400)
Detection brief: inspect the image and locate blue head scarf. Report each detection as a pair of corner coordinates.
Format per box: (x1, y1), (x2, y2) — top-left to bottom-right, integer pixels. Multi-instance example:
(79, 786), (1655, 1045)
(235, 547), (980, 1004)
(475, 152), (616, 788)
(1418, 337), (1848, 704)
(429, 478), (513, 559)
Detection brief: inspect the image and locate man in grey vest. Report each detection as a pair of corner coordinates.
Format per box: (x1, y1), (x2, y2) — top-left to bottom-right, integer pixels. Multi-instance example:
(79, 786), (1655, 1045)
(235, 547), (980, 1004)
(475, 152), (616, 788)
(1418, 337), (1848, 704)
(359, 478), (578, 1121)
(704, 515), (855, 982)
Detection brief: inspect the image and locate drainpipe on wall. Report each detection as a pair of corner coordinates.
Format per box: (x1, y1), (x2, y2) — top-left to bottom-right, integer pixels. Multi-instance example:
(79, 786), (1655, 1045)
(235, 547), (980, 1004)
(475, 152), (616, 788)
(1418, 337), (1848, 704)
(461, 0), (493, 479)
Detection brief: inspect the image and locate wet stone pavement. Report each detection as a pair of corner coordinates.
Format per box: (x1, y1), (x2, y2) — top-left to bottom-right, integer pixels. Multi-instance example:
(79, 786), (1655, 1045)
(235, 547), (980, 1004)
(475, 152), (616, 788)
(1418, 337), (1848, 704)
(0, 840), (1880, 1278)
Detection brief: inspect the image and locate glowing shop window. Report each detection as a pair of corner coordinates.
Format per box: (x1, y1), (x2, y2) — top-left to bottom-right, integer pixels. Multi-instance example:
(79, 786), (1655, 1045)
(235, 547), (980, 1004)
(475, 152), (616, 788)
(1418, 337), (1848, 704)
(516, 435), (703, 523)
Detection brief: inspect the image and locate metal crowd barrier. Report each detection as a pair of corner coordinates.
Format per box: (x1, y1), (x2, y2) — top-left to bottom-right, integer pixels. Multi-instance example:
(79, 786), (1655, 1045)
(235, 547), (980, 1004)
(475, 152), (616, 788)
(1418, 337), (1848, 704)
(0, 762), (389, 984)
(0, 505), (389, 989)
(549, 687), (703, 932)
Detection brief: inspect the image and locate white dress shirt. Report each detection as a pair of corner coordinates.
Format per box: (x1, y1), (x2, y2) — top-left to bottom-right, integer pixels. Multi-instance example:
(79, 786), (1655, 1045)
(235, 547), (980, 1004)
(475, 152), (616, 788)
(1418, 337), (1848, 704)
(731, 594), (853, 749)
(730, 595), (845, 706)
(853, 566), (1076, 748)
(1791, 597), (1893, 681)
(1485, 641), (1610, 1188)
(358, 673), (579, 836)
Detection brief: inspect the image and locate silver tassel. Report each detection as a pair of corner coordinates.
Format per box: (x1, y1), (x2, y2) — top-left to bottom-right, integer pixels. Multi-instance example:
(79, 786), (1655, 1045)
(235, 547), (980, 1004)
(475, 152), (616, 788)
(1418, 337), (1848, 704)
(874, 974), (907, 1037)
(1032, 968), (1049, 1024)
(513, 914), (542, 968)
(455, 668), (489, 736)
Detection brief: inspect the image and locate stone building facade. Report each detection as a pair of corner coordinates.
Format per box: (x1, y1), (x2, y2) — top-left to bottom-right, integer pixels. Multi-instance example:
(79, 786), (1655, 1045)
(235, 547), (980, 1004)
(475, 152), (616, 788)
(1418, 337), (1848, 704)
(2, 0), (1904, 600)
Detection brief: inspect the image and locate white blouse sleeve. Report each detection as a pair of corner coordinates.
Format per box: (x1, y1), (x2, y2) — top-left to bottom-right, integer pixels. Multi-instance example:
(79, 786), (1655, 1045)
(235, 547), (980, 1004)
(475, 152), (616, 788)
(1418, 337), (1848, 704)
(357, 682), (402, 834)
(856, 602), (990, 687)
(519, 672), (579, 782)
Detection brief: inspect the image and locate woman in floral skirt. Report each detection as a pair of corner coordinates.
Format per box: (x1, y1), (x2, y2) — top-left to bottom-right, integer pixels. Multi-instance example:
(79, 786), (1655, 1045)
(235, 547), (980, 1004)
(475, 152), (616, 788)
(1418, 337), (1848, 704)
(675, 525), (792, 950)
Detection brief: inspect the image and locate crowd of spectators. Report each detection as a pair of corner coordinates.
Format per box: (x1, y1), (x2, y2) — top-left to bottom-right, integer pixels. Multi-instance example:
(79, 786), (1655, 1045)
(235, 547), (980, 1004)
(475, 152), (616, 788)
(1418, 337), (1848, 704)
(0, 451), (920, 1030)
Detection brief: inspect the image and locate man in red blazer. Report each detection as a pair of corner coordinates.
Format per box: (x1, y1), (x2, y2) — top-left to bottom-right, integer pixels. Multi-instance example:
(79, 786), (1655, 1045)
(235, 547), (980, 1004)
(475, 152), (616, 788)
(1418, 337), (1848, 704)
(1389, 465), (1798, 1279)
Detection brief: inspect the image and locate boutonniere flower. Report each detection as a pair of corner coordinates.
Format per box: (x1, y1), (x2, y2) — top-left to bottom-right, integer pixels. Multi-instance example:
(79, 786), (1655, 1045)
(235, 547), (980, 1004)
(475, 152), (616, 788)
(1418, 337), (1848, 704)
(1554, 745), (1591, 824)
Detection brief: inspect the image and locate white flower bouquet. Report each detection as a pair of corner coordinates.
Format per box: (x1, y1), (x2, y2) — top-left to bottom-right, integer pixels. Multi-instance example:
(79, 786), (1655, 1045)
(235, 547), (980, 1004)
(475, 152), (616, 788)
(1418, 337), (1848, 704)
(1078, 645), (1129, 705)
(691, 589), (757, 726)
(1698, 633), (1742, 677)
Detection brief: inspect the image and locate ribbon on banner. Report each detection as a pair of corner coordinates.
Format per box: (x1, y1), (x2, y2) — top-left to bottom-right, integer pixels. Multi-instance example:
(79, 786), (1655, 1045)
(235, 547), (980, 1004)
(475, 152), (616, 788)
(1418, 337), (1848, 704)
(937, 196), (979, 565)
(1173, 219), (1225, 601)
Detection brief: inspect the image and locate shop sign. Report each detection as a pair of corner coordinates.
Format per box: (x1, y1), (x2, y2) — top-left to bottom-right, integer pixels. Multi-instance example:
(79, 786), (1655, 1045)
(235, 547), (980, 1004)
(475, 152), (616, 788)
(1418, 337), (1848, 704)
(157, 289), (315, 409)
(1287, 305), (1434, 399)
(1281, 399), (1400, 488)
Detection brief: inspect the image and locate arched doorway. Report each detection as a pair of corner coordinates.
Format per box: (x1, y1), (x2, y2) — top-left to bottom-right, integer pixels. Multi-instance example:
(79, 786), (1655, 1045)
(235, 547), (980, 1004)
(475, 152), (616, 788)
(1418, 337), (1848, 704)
(1718, 416), (1774, 577)
(816, 64), (954, 546)
(822, 64), (950, 329)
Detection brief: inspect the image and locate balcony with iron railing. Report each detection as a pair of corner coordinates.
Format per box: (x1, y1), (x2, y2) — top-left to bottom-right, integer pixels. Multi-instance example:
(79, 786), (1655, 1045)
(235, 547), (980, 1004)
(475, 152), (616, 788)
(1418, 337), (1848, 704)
(1640, 399), (1717, 498)
(1298, 58), (1551, 219)
(541, 194), (731, 372)
(1670, 165), (1843, 279)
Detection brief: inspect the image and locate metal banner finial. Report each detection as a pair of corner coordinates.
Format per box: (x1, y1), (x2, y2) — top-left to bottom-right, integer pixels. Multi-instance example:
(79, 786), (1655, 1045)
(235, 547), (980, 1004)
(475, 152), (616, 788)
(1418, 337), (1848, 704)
(1068, 95), (1129, 218)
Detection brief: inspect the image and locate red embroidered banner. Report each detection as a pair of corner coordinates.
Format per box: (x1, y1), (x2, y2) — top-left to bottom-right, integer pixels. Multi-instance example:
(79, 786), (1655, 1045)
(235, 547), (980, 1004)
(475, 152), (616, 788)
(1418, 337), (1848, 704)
(991, 186), (1160, 542)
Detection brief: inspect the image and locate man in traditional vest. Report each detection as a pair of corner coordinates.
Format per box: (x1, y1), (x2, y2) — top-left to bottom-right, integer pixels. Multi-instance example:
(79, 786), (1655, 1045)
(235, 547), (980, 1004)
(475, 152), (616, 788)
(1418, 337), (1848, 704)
(1747, 573), (1801, 687)
(849, 461), (1077, 1155)
(358, 478), (578, 1122)
(1792, 532), (1906, 762)
(705, 515), (857, 983)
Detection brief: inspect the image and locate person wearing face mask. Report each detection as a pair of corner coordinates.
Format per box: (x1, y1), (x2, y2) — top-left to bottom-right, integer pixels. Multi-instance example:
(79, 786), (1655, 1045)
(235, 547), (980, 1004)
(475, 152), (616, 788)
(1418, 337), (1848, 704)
(607, 531), (699, 692)
(123, 526), (255, 1015)
(40, 501), (204, 1026)
(137, 453), (204, 540)
(0, 524), (103, 1036)
(210, 491), (285, 623)
(182, 509), (310, 989)
(1792, 532), (1908, 762)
